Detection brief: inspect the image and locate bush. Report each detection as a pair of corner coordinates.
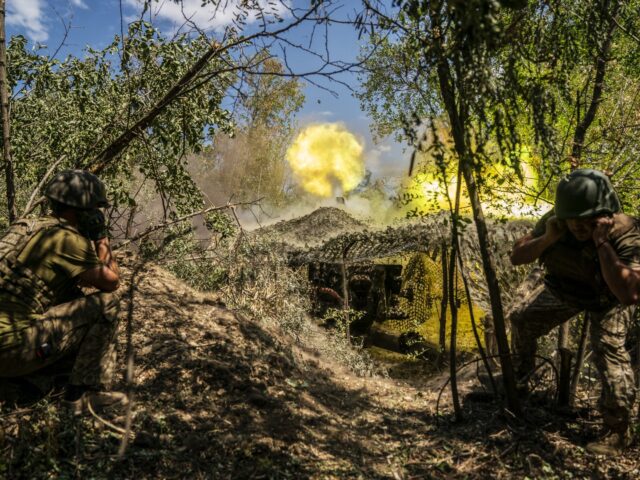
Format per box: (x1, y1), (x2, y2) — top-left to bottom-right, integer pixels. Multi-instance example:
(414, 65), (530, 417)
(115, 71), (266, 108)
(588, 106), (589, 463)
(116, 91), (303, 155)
(140, 219), (380, 375)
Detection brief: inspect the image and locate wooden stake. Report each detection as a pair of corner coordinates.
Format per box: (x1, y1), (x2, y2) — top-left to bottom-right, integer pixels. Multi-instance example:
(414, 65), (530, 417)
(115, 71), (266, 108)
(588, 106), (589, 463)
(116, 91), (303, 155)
(569, 313), (590, 406)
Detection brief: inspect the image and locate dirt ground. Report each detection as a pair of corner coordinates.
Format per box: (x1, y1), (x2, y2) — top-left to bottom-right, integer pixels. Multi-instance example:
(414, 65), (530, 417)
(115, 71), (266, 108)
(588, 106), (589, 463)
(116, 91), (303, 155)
(1, 251), (640, 479)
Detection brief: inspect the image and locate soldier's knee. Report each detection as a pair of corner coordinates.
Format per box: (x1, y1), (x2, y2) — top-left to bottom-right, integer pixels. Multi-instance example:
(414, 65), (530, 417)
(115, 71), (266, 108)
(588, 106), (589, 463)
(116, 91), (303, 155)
(89, 292), (122, 323)
(602, 392), (635, 412)
(97, 291), (116, 306)
(592, 337), (628, 363)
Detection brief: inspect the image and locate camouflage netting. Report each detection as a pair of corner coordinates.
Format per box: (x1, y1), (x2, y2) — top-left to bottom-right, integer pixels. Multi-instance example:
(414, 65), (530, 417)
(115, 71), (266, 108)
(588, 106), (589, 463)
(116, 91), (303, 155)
(387, 252), (486, 350)
(253, 207), (368, 248)
(400, 253), (440, 329)
(287, 211), (535, 316)
(251, 207), (536, 351)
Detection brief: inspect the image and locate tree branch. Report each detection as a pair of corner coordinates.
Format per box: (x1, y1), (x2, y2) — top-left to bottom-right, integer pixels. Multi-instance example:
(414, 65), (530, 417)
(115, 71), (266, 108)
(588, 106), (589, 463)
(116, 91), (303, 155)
(115, 199), (262, 250)
(88, 4), (320, 175)
(22, 155), (65, 217)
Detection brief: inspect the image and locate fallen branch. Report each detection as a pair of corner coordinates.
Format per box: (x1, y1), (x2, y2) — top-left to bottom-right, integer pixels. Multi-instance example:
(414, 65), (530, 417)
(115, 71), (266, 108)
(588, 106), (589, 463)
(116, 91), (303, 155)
(86, 400), (130, 437)
(87, 6), (320, 175)
(22, 155), (66, 217)
(16, 7), (320, 218)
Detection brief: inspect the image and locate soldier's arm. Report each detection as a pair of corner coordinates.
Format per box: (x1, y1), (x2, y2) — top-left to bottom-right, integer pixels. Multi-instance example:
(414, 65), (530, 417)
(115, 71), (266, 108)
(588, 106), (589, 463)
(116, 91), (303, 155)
(510, 216), (565, 265)
(77, 237), (120, 292)
(596, 243), (640, 305)
(593, 217), (640, 305)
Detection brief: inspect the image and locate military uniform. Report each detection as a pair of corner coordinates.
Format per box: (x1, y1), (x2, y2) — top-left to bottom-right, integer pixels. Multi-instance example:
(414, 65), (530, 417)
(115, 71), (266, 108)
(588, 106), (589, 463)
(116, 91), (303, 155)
(511, 210), (640, 432)
(0, 217), (121, 388)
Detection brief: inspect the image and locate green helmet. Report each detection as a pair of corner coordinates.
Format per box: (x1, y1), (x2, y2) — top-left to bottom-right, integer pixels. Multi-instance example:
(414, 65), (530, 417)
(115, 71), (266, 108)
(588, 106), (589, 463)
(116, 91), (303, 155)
(44, 170), (109, 209)
(554, 168), (620, 220)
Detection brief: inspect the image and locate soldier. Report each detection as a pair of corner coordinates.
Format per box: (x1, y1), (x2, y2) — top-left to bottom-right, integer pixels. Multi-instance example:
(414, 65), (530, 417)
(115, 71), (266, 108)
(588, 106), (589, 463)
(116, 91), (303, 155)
(509, 168), (640, 456)
(0, 170), (126, 414)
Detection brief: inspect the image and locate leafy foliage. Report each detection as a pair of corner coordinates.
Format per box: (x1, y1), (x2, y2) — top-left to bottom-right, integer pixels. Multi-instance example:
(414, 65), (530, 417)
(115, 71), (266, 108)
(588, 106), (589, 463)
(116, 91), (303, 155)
(2, 21), (235, 222)
(359, 0), (640, 213)
(194, 56), (305, 206)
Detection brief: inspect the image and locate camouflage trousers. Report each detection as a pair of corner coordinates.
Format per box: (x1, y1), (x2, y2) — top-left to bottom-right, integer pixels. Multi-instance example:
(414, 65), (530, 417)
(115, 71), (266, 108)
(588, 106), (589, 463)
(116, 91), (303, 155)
(0, 292), (121, 387)
(510, 270), (636, 432)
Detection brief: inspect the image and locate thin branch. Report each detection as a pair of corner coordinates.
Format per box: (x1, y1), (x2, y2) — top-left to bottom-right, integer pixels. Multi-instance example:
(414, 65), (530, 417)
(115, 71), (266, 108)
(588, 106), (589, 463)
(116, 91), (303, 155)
(86, 400), (130, 437)
(48, 6), (72, 63)
(115, 199), (261, 249)
(608, 10), (640, 44)
(22, 155), (65, 217)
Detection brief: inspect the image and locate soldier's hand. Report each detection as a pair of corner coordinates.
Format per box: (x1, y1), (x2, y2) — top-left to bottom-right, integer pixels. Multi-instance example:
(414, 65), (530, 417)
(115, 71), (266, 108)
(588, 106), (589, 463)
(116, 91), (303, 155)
(78, 208), (109, 241)
(545, 215), (566, 242)
(592, 215), (614, 246)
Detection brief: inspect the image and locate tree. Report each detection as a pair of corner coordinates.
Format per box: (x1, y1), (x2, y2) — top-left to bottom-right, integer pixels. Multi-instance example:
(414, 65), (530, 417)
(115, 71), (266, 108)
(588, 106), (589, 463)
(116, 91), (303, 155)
(2, 22), (234, 222)
(0, 1), (355, 224)
(0, 0), (14, 222)
(359, 0), (542, 414)
(198, 56), (305, 206)
(358, 0), (640, 414)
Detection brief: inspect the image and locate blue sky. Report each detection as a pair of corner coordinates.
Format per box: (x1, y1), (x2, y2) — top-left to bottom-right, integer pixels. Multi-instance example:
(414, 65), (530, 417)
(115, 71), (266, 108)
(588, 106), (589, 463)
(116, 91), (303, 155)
(5, 0), (408, 179)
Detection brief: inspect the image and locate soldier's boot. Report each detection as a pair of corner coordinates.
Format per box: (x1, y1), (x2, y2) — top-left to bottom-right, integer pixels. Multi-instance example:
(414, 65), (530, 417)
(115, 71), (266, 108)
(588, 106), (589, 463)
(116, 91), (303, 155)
(586, 426), (634, 456)
(63, 384), (128, 416)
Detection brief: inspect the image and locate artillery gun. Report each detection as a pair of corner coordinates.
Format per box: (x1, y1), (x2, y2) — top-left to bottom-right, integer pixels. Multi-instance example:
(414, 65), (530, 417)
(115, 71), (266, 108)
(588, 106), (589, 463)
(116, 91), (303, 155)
(262, 207), (534, 356)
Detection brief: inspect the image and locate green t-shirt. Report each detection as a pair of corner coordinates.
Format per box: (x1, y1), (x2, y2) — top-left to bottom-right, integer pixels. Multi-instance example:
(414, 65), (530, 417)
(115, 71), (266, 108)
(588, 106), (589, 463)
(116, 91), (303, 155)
(0, 218), (102, 348)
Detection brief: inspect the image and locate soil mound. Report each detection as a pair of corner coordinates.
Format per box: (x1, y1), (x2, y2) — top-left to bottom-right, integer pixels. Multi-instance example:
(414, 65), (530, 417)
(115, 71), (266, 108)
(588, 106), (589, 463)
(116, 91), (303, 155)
(256, 206), (367, 247)
(0, 251), (432, 478)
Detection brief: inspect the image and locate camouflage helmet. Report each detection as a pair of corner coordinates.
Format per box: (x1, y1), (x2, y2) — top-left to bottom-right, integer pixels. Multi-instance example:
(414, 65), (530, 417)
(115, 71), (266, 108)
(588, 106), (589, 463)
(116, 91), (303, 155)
(44, 170), (109, 209)
(554, 168), (620, 220)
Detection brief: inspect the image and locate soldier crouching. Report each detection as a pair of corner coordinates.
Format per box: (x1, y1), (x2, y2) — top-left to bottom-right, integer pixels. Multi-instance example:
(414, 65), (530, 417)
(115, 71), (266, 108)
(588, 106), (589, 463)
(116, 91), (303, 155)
(509, 169), (640, 456)
(0, 170), (126, 414)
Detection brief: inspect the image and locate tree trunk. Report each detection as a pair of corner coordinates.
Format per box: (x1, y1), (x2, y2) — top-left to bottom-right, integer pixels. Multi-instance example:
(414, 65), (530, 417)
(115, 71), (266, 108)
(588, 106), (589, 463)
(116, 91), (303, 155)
(448, 241), (462, 421)
(439, 243), (448, 356)
(559, 0), (618, 404)
(430, 41), (521, 413)
(446, 163), (465, 421)
(341, 253), (351, 343)
(557, 322), (571, 405)
(460, 162), (521, 415)
(569, 313), (590, 406)
(569, 0), (617, 163)
(0, 0), (16, 223)
(557, 347), (573, 406)
(341, 242), (357, 344)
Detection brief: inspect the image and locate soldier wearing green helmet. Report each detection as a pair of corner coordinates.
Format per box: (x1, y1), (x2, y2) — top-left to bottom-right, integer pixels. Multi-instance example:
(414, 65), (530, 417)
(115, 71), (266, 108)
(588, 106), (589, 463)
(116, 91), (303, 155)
(0, 170), (126, 414)
(509, 168), (640, 456)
